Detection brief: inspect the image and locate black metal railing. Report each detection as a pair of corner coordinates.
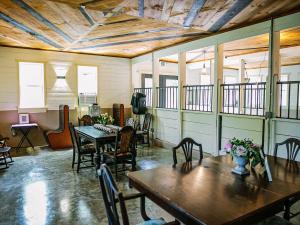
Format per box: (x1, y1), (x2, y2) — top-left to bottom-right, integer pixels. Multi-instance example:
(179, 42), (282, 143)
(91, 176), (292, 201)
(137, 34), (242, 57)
(221, 82), (266, 116)
(277, 81), (300, 120)
(156, 86), (178, 109)
(134, 88), (152, 107)
(183, 85), (214, 112)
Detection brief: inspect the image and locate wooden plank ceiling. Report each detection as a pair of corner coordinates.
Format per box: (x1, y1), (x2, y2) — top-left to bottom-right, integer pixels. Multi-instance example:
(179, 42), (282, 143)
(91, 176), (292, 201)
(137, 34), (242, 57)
(0, 0), (300, 58)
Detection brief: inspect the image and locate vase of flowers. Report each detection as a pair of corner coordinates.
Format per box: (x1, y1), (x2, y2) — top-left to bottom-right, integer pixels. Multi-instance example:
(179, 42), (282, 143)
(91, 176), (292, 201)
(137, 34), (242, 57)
(94, 113), (114, 126)
(224, 138), (263, 176)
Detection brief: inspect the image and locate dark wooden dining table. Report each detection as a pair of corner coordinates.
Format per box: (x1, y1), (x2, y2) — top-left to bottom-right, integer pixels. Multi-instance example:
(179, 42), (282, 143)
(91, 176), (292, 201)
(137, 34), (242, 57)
(128, 155), (300, 225)
(74, 126), (116, 170)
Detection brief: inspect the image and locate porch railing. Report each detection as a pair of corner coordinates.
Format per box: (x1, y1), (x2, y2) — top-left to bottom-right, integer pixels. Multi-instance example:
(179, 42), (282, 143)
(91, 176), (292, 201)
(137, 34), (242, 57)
(277, 81), (300, 120)
(156, 86), (178, 109)
(221, 82), (266, 116)
(183, 85), (213, 112)
(134, 88), (152, 107)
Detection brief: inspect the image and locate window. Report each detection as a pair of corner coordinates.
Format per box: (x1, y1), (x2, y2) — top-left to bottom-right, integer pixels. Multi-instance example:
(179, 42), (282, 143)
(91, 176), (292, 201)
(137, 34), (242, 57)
(78, 66), (98, 106)
(19, 62), (45, 108)
(77, 66), (98, 95)
(141, 74), (152, 88)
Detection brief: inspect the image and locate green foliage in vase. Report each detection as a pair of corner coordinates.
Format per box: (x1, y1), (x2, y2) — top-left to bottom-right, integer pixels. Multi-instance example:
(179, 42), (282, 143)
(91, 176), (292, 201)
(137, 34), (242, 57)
(225, 138), (264, 168)
(94, 113), (114, 125)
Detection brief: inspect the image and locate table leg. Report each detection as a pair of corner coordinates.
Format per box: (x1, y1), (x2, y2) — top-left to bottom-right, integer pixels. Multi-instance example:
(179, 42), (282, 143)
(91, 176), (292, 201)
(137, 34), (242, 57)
(21, 128), (34, 148)
(95, 141), (101, 172)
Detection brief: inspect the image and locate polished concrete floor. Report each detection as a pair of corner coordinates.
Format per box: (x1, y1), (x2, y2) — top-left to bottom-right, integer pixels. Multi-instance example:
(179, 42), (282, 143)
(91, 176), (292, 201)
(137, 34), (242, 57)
(0, 146), (299, 225)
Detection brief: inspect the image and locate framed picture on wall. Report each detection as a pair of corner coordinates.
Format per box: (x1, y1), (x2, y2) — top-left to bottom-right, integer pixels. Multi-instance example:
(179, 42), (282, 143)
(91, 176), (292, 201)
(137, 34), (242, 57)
(19, 114), (29, 124)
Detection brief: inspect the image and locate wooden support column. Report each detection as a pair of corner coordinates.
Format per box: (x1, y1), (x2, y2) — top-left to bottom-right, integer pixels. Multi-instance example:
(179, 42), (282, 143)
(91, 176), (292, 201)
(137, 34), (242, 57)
(178, 52), (186, 141)
(266, 25), (280, 155)
(152, 53), (160, 139)
(239, 59), (246, 114)
(214, 44), (224, 155)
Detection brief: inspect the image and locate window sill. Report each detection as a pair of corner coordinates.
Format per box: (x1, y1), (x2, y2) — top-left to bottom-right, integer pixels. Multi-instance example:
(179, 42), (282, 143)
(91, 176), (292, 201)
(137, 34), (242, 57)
(18, 107), (47, 113)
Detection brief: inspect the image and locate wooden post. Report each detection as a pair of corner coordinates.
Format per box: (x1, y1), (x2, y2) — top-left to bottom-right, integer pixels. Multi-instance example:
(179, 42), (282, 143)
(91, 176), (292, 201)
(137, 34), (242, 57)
(239, 59), (246, 114)
(152, 53), (160, 139)
(265, 20), (280, 155)
(214, 44), (224, 155)
(178, 52), (186, 141)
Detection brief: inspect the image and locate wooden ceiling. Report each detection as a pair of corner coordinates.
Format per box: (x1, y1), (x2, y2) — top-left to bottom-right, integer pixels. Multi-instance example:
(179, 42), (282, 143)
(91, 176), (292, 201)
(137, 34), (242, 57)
(0, 0), (300, 58)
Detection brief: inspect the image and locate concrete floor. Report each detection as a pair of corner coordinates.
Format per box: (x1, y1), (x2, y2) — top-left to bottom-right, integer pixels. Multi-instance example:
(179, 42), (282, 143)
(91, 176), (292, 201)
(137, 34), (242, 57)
(0, 146), (299, 225)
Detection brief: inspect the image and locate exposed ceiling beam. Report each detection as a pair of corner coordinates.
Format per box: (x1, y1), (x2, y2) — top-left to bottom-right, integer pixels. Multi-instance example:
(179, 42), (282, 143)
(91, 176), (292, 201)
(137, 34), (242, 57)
(64, 0), (132, 50)
(11, 0), (74, 43)
(80, 27), (180, 43)
(72, 32), (205, 50)
(138, 0), (144, 17)
(79, 5), (95, 26)
(183, 0), (207, 28)
(208, 0), (252, 32)
(0, 12), (62, 48)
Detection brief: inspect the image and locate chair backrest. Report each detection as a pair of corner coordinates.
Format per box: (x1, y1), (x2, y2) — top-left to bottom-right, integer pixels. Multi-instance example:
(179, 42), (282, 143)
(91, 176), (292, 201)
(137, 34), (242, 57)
(173, 137), (203, 166)
(78, 115), (94, 126)
(274, 138), (300, 161)
(69, 123), (80, 153)
(115, 126), (136, 155)
(98, 164), (129, 225)
(142, 113), (152, 131)
(125, 118), (134, 127)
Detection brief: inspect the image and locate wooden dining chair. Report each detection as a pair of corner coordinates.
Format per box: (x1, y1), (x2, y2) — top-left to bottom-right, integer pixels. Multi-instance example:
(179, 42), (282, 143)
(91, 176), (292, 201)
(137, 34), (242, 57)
(103, 126), (136, 179)
(172, 137), (203, 167)
(274, 138), (300, 220)
(78, 114), (94, 126)
(98, 164), (179, 225)
(136, 113), (152, 147)
(0, 135), (13, 169)
(69, 123), (95, 173)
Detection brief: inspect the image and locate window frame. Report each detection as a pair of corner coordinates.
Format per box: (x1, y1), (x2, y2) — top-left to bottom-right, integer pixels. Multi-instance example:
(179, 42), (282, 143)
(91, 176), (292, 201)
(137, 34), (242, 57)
(17, 60), (46, 113)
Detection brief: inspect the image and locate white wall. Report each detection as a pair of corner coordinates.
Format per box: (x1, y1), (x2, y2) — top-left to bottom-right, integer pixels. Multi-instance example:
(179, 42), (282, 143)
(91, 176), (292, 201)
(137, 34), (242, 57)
(156, 109), (179, 145)
(0, 47), (131, 111)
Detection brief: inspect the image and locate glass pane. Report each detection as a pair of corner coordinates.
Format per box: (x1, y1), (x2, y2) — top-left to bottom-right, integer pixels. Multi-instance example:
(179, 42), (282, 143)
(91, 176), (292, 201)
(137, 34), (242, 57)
(78, 66), (98, 95)
(19, 62), (44, 108)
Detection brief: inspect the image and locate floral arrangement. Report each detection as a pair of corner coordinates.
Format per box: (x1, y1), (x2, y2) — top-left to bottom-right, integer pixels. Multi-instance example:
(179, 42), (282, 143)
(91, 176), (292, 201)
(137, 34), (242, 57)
(225, 138), (263, 168)
(94, 113), (114, 125)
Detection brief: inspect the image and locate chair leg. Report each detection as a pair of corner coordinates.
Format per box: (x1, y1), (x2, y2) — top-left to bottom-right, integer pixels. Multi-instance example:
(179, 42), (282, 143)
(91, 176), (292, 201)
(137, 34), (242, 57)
(3, 153), (8, 168)
(7, 151), (13, 163)
(77, 154), (81, 173)
(284, 201), (291, 221)
(147, 133), (150, 147)
(72, 150), (75, 168)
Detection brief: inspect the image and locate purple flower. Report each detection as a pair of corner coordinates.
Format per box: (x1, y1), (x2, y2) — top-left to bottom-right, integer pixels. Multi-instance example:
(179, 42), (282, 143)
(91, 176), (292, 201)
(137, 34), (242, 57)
(224, 142), (232, 152)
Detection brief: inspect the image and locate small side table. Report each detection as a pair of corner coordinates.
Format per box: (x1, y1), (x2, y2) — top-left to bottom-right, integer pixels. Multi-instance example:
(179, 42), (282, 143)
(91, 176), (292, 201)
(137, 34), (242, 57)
(11, 123), (38, 151)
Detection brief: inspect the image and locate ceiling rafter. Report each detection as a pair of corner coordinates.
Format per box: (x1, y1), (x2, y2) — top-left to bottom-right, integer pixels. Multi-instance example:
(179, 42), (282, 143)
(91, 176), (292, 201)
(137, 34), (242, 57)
(64, 0), (132, 51)
(138, 0), (144, 17)
(0, 12), (62, 48)
(79, 5), (95, 25)
(183, 0), (207, 27)
(208, 0), (253, 32)
(11, 0), (74, 42)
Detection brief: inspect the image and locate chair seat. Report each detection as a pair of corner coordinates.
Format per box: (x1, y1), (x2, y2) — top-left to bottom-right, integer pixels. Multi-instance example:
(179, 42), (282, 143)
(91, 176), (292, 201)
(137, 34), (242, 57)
(0, 147), (11, 153)
(137, 218), (166, 225)
(80, 144), (96, 154)
(105, 150), (132, 158)
(254, 216), (291, 225)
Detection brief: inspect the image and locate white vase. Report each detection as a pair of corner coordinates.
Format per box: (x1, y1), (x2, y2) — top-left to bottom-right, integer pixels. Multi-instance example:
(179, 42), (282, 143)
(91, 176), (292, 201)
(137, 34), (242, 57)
(232, 156), (250, 175)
